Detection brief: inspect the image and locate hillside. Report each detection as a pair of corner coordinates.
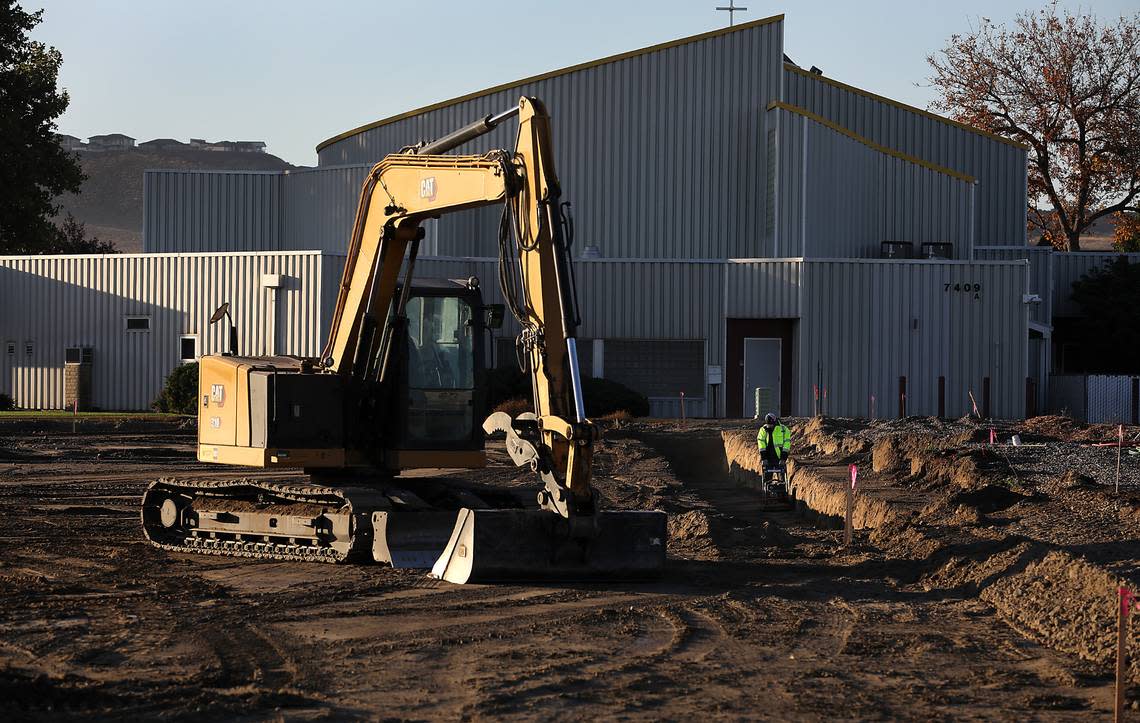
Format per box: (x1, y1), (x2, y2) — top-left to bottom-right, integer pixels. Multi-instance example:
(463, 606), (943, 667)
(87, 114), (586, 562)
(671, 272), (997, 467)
(56, 148), (295, 253)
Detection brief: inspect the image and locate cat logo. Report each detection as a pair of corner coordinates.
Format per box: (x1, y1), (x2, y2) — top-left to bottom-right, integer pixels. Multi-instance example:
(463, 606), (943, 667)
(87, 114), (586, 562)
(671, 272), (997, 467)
(210, 383), (225, 407)
(420, 176), (437, 201)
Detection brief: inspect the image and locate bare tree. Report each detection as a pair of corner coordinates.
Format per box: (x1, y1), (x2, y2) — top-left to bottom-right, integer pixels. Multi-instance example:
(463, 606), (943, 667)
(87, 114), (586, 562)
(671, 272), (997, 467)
(927, 3), (1140, 251)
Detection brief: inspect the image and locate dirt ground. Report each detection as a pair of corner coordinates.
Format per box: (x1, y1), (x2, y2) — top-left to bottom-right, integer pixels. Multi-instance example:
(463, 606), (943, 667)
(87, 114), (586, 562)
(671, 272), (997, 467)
(1, 415), (1138, 720)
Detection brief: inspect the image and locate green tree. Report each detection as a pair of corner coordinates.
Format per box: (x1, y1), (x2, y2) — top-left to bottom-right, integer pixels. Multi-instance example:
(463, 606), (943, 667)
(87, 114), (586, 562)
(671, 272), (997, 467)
(1069, 257), (1140, 373)
(54, 213), (116, 254)
(0, 1), (86, 254)
(153, 363), (199, 415)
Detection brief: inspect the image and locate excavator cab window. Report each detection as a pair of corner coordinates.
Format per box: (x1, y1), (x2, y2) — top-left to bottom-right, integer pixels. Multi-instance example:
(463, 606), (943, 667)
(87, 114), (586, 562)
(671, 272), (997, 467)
(403, 293), (477, 445)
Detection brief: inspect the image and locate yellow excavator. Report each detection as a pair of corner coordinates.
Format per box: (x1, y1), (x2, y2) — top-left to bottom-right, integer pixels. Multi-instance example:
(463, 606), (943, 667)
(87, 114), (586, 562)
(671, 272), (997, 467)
(141, 97), (666, 583)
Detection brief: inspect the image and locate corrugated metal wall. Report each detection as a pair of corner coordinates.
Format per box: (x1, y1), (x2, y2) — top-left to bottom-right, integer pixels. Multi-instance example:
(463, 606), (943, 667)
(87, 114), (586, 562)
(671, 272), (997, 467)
(725, 259), (801, 317)
(144, 171), (283, 252)
(281, 165), (372, 252)
(783, 65), (1028, 247)
(316, 18), (785, 259)
(0, 251), (328, 410)
(1, 251), (1030, 418)
(974, 246), (1052, 326)
(770, 106), (974, 259)
(144, 166), (373, 255)
(798, 259), (1028, 418)
(1051, 251), (1140, 317)
(409, 256), (728, 363)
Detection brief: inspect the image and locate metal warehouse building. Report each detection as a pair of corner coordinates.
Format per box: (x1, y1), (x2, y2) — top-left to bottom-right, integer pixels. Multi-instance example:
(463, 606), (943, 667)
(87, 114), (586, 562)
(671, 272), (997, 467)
(7, 12), (1130, 418)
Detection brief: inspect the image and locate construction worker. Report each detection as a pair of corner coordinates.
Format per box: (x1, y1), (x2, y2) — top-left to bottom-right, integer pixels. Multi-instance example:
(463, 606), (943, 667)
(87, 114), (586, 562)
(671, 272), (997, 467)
(757, 413), (791, 470)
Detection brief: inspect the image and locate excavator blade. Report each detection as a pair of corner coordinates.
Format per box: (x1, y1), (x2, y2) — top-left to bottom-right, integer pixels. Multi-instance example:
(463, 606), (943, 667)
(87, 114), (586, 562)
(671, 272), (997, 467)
(372, 510), (462, 568)
(431, 508), (667, 584)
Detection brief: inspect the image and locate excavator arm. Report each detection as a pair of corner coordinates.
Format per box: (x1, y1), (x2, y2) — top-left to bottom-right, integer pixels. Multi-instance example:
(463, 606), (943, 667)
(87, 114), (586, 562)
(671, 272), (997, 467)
(321, 97), (596, 521)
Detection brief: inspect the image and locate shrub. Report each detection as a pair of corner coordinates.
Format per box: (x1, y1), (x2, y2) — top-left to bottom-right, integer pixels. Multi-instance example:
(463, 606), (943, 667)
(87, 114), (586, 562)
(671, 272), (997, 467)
(153, 362), (199, 415)
(493, 397), (532, 418)
(0, 392), (13, 411)
(485, 367), (650, 418)
(582, 377), (650, 417)
(486, 367), (531, 410)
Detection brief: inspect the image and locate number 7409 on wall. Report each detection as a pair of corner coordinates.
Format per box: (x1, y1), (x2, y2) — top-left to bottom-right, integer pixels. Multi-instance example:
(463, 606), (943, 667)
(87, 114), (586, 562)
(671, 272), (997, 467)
(945, 282), (982, 299)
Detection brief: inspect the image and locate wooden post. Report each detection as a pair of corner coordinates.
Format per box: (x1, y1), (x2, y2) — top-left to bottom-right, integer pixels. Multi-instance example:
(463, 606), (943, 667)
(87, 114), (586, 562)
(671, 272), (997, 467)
(968, 390), (980, 418)
(680, 392), (686, 422)
(1116, 587), (1134, 723)
(982, 377), (991, 419)
(938, 376), (946, 418)
(1118, 424), (1124, 497)
(844, 464), (857, 547)
(898, 376), (907, 419)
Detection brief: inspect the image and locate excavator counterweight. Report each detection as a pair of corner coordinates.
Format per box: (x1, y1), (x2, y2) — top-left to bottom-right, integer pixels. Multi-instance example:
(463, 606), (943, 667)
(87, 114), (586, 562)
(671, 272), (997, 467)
(141, 97), (667, 582)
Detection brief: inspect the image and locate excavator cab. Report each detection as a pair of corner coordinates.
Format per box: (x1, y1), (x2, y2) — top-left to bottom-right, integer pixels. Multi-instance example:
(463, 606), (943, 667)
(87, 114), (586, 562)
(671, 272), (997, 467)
(393, 279), (488, 452)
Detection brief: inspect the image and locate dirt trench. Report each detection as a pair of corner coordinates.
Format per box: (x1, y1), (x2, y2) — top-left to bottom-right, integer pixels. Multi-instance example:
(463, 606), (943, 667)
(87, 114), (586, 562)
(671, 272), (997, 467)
(721, 423), (1140, 689)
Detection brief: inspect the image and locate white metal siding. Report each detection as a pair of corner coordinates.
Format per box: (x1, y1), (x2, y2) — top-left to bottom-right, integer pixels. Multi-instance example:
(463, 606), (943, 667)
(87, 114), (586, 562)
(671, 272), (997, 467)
(144, 171), (283, 252)
(281, 165), (372, 252)
(145, 166), (373, 255)
(0, 251), (328, 410)
(771, 106), (974, 259)
(798, 259), (1028, 419)
(316, 19), (785, 260)
(725, 259), (801, 317)
(974, 246), (1052, 326)
(783, 67), (1028, 247)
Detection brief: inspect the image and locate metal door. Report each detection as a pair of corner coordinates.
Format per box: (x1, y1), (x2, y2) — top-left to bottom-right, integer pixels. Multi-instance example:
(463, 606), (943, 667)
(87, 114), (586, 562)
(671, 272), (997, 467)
(743, 338), (781, 418)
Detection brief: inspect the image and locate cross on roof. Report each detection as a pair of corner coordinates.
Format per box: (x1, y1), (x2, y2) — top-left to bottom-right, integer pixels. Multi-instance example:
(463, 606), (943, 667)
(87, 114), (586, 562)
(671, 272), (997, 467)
(715, 1), (748, 26)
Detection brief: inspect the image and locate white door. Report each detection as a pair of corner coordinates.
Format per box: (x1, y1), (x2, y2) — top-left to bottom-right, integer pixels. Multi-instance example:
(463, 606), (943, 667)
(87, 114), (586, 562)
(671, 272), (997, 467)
(743, 338), (781, 418)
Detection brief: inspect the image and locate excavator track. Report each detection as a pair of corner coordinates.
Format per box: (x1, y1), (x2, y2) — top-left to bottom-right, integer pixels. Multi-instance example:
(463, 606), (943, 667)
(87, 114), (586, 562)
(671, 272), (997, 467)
(142, 477), (392, 564)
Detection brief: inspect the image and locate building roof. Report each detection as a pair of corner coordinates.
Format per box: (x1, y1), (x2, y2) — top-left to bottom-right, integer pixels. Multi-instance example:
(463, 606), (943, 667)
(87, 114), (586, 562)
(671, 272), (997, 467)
(768, 101), (976, 183)
(89, 133), (136, 142)
(139, 138), (184, 146)
(57, 133), (81, 141)
(316, 13), (786, 152)
(782, 63), (1028, 151)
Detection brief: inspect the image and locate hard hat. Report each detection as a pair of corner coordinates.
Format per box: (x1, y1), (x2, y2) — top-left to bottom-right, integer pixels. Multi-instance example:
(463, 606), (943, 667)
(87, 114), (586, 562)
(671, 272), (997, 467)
(764, 413), (778, 424)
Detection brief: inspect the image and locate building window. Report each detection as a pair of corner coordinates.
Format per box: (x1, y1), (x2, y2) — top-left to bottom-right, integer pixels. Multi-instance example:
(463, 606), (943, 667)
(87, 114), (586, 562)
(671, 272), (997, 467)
(125, 316), (151, 332)
(179, 335), (199, 362)
(5, 342), (13, 355)
(65, 347), (93, 364)
(24, 342), (33, 356)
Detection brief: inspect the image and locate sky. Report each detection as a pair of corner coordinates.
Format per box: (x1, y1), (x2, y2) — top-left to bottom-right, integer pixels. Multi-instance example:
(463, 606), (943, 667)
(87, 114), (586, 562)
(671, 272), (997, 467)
(31, 0), (1139, 166)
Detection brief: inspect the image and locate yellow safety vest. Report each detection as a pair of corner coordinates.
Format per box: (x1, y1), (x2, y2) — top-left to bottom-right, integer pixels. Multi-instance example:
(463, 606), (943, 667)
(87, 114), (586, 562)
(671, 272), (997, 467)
(756, 424), (791, 458)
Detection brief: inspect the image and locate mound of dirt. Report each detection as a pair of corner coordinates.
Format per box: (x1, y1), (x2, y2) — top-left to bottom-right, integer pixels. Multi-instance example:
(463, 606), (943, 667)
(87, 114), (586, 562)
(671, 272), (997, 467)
(1019, 415), (1134, 444)
(799, 416), (869, 457)
(667, 510), (721, 559)
(948, 484), (1027, 514)
(981, 550), (1140, 683)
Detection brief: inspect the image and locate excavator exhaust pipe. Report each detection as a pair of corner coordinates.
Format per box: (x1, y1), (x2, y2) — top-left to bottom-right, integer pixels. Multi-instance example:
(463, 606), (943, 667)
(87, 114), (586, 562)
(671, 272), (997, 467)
(431, 508), (667, 584)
